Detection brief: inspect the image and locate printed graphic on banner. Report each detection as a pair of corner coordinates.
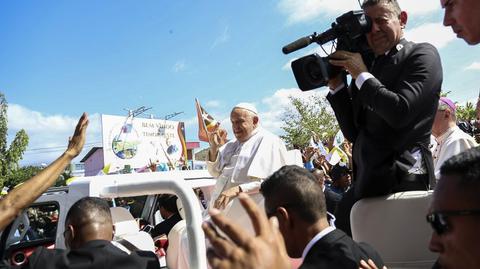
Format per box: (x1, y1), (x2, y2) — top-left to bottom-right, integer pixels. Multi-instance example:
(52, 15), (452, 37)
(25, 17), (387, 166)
(102, 114), (186, 172)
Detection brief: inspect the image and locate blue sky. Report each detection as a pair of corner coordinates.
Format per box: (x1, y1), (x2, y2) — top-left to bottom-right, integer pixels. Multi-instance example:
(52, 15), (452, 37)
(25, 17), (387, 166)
(1, 0), (480, 166)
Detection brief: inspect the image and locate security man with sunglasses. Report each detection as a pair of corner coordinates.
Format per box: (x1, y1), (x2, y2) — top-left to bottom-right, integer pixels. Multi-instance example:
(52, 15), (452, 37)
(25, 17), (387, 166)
(427, 147), (480, 269)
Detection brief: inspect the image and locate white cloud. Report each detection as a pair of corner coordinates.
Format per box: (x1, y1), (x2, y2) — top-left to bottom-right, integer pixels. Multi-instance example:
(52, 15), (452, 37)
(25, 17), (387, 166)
(400, 0), (441, 15)
(183, 116), (198, 130)
(404, 22), (456, 48)
(173, 60), (186, 72)
(278, 0), (441, 25)
(8, 104), (102, 166)
(465, 62), (480, 71)
(205, 100), (221, 108)
(259, 88), (328, 133)
(187, 89), (332, 143)
(211, 26), (230, 49)
(278, 0), (357, 24)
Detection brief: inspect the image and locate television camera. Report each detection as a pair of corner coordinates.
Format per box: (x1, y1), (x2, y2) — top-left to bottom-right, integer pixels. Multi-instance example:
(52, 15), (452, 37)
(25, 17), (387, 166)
(282, 10), (374, 91)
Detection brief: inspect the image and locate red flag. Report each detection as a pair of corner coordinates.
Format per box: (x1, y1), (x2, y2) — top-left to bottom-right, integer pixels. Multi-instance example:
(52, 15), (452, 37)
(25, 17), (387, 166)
(195, 98), (220, 142)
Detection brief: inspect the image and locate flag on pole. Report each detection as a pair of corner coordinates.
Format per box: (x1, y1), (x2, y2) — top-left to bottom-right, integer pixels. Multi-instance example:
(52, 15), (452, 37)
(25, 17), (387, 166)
(327, 146), (348, 166)
(333, 130), (345, 148)
(309, 136), (328, 157)
(309, 136), (317, 148)
(195, 98), (220, 142)
(178, 122), (189, 166)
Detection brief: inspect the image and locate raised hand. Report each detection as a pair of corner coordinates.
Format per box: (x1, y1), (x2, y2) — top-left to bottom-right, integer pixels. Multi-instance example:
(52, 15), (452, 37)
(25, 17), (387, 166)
(65, 112), (89, 159)
(203, 193), (290, 269)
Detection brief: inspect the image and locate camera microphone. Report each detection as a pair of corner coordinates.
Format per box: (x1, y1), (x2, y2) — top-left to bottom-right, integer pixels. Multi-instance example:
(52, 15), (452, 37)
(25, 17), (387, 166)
(315, 28), (337, 45)
(282, 28), (338, 55)
(282, 35), (315, 54)
(282, 10), (373, 91)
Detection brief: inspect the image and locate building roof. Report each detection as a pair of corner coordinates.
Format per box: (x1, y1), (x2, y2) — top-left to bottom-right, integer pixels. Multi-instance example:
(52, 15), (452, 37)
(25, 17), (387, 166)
(80, 147), (103, 163)
(186, 142), (200, 150)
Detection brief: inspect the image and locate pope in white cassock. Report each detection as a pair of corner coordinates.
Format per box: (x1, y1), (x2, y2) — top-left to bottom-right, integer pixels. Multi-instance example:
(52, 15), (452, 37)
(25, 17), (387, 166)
(206, 102), (289, 234)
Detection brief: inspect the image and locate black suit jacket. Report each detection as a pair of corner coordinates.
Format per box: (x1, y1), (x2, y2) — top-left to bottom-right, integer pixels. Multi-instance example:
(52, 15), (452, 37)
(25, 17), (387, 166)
(300, 229), (384, 269)
(327, 39), (442, 199)
(151, 212), (182, 238)
(23, 240), (159, 269)
(324, 187), (342, 213)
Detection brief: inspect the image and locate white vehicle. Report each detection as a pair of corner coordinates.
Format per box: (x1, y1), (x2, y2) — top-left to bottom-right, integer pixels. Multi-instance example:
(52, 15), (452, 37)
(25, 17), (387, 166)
(1, 170), (216, 269)
(1, 166), (437, 269)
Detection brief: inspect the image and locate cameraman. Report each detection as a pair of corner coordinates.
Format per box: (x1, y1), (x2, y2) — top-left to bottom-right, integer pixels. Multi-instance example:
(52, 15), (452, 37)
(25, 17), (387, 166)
(326, 0), (443, 235)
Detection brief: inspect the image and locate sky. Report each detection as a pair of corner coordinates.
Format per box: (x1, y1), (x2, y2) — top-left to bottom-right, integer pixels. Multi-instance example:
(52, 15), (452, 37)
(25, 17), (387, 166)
(1, 0), (480, 166)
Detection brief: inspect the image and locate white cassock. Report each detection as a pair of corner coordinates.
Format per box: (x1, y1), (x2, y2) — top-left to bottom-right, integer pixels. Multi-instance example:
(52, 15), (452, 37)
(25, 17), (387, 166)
(430, 126), (478, 180)
(206, 127), (289, 235)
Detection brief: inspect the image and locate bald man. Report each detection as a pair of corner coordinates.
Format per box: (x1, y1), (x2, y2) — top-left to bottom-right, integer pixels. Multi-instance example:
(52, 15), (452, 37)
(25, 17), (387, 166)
(206, 103), (289, 234)
(14, 197), (159, 269)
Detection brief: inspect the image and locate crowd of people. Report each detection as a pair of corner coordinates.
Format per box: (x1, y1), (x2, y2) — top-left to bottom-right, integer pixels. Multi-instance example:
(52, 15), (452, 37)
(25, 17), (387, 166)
(1, 0), (480, 268)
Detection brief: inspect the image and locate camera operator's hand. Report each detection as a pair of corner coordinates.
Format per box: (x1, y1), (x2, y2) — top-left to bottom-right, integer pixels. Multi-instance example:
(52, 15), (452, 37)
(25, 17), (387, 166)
(329, 50), (368, 80)
(327, 73), (345, 90)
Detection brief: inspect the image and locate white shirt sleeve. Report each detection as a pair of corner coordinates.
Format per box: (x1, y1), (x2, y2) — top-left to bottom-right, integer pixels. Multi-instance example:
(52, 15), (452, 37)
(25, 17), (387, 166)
(355, 72), (375, 90)
(206, 151), (222, 178)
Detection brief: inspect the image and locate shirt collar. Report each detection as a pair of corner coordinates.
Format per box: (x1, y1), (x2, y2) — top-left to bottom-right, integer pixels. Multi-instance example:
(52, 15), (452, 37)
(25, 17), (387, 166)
(436, 126), (457, 144)
(301, 226), (335, 259)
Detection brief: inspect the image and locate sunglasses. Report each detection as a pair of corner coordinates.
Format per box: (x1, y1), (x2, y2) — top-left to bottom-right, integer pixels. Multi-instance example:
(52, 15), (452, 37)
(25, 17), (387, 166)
(426, 210), (480, 235)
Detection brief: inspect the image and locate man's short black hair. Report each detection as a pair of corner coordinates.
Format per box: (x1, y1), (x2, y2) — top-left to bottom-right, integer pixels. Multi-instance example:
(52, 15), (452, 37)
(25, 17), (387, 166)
(330, 163), (350, 182)
(260, 165), (326, 223)
(440, 147), (480, 187)
(157, 194), (178, 214)
(66, 197), (112, 227)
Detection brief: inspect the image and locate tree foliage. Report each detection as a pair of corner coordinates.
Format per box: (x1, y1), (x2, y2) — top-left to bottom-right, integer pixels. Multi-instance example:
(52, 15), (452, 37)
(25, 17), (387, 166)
(0, 93), (29, 188)
(456, 101), (476, 122)
(4, 165), (42, 189)
(3, 164), (72, 189)
(55, 165), (74, 187)
(280, 93), (339, 149)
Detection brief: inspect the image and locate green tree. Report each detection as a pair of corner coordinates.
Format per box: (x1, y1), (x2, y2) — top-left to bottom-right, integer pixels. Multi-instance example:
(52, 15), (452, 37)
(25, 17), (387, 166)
(456, 102), (476, 122)
(439, 91), (475, 122)
(280, 93), (339, 149)
(56, 164), (74, 187)
(4, 165), (42, 189)
(0, 93), (29, 188)
(4, 164), (72, 189)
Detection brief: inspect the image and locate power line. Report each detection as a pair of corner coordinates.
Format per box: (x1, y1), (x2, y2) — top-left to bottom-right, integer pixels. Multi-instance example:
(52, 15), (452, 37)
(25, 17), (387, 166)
(24, 142), (102, 154)
(25, 142), (102, 152)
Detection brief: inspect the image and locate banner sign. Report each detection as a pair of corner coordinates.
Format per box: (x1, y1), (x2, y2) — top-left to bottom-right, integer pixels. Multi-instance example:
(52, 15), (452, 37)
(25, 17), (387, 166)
(101, 114), (186, 172)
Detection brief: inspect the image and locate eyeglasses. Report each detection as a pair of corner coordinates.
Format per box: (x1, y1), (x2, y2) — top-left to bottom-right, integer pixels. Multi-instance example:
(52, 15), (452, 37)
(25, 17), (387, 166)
(426, 210), (480, 235)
